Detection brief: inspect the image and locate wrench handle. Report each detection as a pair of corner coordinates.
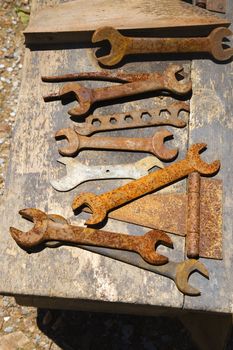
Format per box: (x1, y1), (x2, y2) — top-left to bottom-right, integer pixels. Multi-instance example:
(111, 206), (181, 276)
(92, 78), (164, 103)
(126, 37), (210, 55)
(100, 158), (194, 213)
(80, 135), (151, 153)
(44, 222), (168, 265)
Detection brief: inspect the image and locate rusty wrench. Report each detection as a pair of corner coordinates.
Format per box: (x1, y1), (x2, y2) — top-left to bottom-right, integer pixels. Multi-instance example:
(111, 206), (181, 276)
(51, 156), (163, 192)
(92, 27), (233, 66)
(74, 101), (188, 136)
(42, 70), (187, 84)
(55, 128), (178, 160)
(10, 208), (173, 265)
(72, 144), (220, 225)
(43, 65), (191, 117)
(83, 246), (209, 296)
(10, 209), (208, 296)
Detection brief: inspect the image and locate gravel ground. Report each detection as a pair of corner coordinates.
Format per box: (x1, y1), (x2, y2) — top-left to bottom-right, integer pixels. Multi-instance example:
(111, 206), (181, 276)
(0, 1), (232, 349)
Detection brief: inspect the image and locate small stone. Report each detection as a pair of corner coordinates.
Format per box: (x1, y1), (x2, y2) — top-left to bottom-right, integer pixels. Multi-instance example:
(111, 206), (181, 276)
(0, 64), (5, 69)
(34, 334), (41, 343)
(10, 111), (16, 117)
(6, 67), (13, 72)
(0, 331), (30, 349)
(4, 326), (14, 333)
(3, 316), (10, 322)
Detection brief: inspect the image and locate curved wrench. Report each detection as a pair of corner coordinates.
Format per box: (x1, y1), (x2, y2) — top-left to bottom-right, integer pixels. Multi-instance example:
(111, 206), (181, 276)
(51, 156), (163, 192)
(55, 128), (178, 160)
(92, 26), (233, 66)
(43, 64), (191, 117)
(72, 143), (220, 225)
(10, 208), (173, 265)
(83, 246), (209, 296)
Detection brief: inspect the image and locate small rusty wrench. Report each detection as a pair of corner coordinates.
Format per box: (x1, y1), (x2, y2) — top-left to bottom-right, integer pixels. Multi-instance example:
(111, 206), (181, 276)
(84, 246), (209, 296)
(92, 26), (233, 66)
(72, 144), (220, 225)
(10, 208), (173, 265)
(43, 65), (191, 117)
(75, 101), (188, 136)
(51, 156), (163, 192)
(55, 128), (177, 160)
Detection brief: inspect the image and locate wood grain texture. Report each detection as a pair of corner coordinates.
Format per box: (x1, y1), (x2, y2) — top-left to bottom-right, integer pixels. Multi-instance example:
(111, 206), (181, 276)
(0, 0), (193, 311)
(24, 0), (230, 44)
(183, 2), (233, 313)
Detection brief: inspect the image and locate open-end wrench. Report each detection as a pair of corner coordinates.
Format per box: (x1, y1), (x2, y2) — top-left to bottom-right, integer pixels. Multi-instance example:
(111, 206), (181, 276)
(10, 208), (173, 266)
(43, 65), (191, 117)
(72, 144), (220, 226)
(82, 246), (209, 296)
(55, 128), (178, 160)
(10, 209), (208, 295)
(75, 101), (188, 136)
(92, 27), (233, 66)
(42, 70), (188, 84)
(51, 156), (163, 192)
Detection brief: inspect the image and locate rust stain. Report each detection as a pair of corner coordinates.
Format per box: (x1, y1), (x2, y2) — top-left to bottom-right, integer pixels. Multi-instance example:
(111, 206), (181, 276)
(199, 178), (223, 259)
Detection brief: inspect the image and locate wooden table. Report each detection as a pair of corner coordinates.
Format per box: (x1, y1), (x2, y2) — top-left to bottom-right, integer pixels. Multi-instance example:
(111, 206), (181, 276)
(0, 1), (232, 348)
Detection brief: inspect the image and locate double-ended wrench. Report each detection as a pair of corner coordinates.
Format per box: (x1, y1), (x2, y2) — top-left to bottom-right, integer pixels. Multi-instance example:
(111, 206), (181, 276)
(10, 208), (173, 265)
(51, 156), (163, 192)
(92, 26), (233, 66)
(43, 65), (191, 117)
(55, 128), (178, 160)
(72, 144), (220, 225)
(10, 209), (209, 296)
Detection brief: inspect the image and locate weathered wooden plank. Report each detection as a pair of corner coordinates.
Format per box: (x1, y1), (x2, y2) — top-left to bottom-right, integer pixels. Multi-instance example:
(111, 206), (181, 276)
(183, 3), (233, 313)
(0, 0), (193, 311)
(24, 0), (230, 45)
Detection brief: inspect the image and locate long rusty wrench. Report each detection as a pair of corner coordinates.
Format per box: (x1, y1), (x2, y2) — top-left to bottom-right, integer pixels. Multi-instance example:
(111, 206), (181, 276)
(43, 65), (191, 117)
(55, 128), (178, 160)
(83, 246), (209, 296)
(92, 27), (233, 66)
(10, 208), (173, 265)
(42, 70), (187, 84)
(72, 144), (220, 225)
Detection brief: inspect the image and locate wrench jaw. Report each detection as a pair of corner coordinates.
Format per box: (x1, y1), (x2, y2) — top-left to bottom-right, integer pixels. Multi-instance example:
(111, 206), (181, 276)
(10, 208), (48, 249)
(72, 193), (108, 226)
(55, 128), (80, 156)
(164, 65), (192, 95)
(170, 101), (190, 122)
(134, 156), (164, 172)
(210, 28), (233, 62)
(175, 260), (209, 296)
(59, 83), (92, 117)
(187, 143), (220, 175)
(139, 230), (173, 265)
(151, 130), (178, 161)
(92, 26), (128, 67)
